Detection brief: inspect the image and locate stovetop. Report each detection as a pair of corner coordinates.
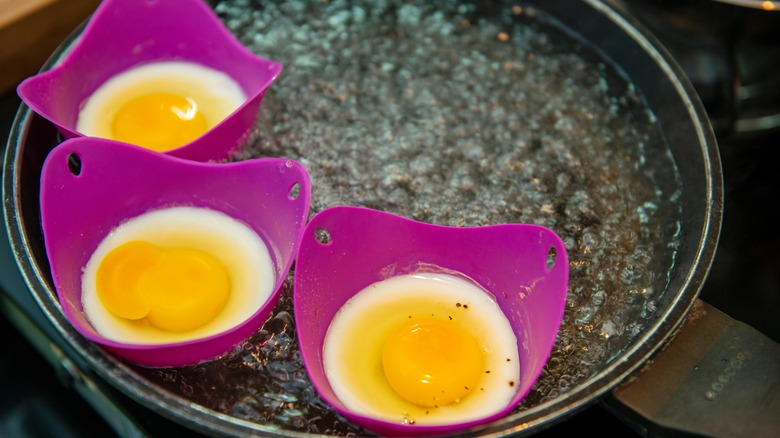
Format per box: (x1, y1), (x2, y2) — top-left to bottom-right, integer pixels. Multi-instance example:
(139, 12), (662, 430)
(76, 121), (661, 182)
(617, 0), (780, 343)
(1, 0), (779, 436)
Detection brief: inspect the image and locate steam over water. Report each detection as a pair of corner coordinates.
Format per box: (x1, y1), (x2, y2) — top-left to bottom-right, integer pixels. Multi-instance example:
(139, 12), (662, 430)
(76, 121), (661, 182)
(135, 1), (682, 434)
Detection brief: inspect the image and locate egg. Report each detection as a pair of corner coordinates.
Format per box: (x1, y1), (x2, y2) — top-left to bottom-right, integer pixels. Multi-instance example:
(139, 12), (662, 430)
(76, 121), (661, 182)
(76, 61), (246, 152)
(81, 206), (274, 344)
(322, 272), (520, 426)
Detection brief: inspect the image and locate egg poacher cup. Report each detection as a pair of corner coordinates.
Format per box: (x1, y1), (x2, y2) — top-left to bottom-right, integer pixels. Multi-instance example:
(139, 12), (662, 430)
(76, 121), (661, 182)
(38, 137), (311, 368)
(293, 206), (569, 436)
(17, 0), (282, 162)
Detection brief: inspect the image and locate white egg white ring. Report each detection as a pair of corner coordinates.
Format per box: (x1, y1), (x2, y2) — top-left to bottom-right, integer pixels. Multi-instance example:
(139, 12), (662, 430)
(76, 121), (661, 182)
(81, 206), (274, 345)
(323, 273), (520, 426)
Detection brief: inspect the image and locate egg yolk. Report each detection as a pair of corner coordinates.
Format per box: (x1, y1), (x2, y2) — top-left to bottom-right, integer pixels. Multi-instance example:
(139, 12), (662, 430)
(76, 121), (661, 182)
(95, 241), (229, 332)
(382, 320), (484, 407)
(111, 93), (208, 152)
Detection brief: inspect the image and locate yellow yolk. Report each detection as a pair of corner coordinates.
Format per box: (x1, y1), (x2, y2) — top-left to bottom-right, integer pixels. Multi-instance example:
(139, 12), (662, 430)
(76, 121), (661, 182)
(111, 93), (209, 152)
(382, 319), (484, 407)
(95, 240), (229, 332)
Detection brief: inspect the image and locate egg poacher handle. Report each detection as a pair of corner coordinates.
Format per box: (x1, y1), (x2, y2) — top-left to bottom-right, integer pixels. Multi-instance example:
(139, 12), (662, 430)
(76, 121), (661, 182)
(293, 206), (569, 436)
(39, 137), (311, 367)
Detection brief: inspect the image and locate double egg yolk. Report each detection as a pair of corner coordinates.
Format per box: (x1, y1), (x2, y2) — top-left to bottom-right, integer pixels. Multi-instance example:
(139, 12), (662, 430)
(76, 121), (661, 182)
(81, 206), (275, 345)
(95, 241), (229, 332)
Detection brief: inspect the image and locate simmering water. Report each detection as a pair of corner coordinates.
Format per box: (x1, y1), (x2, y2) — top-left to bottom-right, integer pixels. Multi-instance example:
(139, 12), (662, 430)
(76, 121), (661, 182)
(134, 0), (682, 433)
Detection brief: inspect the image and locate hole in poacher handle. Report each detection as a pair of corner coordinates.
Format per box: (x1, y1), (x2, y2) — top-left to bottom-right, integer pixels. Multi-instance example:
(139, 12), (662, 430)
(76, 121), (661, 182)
(39, 137), (312, 367)
(67, 153), (82, 176)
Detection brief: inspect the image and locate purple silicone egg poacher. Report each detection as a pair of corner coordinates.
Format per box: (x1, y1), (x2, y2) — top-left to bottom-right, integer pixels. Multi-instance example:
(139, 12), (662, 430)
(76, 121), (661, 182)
(293, 206), (569, 436)
(39, 137), (311, 367)
(17, 0), (282, 162)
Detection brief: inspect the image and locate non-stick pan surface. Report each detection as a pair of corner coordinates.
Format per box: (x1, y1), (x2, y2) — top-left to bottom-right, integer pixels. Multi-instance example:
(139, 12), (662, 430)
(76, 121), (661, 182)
(3, 0), (721, 435)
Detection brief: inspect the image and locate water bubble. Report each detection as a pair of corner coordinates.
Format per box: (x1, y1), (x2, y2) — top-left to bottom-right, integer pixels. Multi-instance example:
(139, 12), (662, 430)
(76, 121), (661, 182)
(591, 289), (606, 306)
(645, 300), (657, 314)
(575, 305), (597, 325)
(599, 319), (620, 340)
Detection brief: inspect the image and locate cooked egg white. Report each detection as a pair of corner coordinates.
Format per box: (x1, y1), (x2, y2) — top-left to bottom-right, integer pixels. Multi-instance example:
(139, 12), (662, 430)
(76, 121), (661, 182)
(77, 61), (246, 152)
(81, 206), (274, 344)
(323, 273), (520, 426)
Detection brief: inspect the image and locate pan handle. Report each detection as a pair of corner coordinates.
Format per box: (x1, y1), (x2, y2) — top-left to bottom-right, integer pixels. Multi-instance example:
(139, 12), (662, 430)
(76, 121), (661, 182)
(602, 299), (780, 437)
